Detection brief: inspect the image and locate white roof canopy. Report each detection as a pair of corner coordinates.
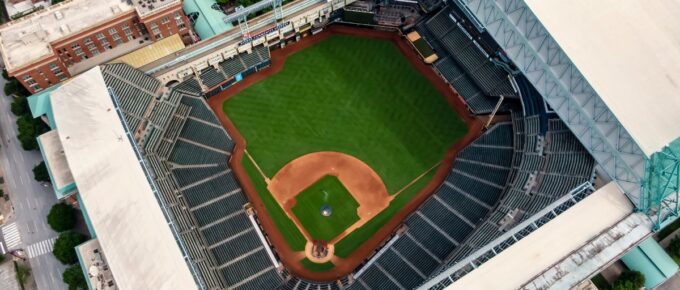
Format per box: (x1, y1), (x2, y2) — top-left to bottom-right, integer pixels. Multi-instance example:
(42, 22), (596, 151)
(50, 67), (197, 290)
(446, 183), (633, 290)
(527, 0), (680, 157)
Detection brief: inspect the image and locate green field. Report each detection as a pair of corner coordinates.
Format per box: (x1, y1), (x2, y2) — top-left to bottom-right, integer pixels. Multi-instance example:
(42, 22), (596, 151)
(226, 35), (467, 262)
(292, 176), (359, 241)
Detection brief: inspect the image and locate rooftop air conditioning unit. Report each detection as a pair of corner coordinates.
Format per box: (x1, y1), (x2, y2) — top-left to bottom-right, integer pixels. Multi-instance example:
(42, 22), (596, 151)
(54, 11), (63, 20)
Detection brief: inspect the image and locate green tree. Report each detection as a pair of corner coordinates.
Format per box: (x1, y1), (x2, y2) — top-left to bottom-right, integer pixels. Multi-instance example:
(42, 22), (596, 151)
(2, 69), (9, 80)
(63, 264), (87, 290)
(14, 262), (31, 287)
(612, 270), (645, 290)
(10, 96), (29, 116)
(16, 115), (49, 150)
(668, 236), (680, 258)
(4, 79), (20, 96)
(53, 231), (87, 264)
(47, 203), (77, 232)
(33, 161), (50, 182)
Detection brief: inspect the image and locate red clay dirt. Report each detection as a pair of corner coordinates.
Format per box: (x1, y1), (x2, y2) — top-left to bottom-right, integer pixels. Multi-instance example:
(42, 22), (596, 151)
(208, 25), (483, 282)
(268, 152), (391, 237)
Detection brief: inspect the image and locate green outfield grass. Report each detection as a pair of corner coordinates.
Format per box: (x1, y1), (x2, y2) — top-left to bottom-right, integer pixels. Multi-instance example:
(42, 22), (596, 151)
(243, 157), (307, 251)
(292, 176), (359, 241)
(225, 35), (467, 264)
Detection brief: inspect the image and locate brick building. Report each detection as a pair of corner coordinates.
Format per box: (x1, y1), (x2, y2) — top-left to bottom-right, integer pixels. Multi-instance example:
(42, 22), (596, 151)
(0, 0), (195, 93)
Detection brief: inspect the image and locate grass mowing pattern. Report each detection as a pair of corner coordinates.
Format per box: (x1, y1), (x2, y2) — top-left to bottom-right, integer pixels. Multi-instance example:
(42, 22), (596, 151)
(300, 258), (335, 272)
(224, 35), (467, 194)
(225, 35), (467, 260)
(242, 157), (307, 251)
(292, 176), (359, 241)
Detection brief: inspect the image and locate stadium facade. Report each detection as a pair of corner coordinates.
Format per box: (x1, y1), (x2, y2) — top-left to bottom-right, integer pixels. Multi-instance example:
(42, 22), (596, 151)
(25, 0), (680, 289)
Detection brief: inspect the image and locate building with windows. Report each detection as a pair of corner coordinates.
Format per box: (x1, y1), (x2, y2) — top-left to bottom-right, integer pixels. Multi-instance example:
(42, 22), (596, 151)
(0, 0), (194, 94)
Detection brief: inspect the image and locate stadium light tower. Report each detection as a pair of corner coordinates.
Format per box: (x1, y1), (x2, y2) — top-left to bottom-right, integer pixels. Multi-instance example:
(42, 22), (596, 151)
(235, 6), (250, 40)
(273, 0), (284, 22)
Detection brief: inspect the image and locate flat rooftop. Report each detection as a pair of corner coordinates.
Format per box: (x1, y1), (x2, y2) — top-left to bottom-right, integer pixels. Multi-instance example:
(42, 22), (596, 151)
(526, 0), (680, 157)
(76, 239), (118, 290)
(133, 0), (180, 16)
(37, 129), (74, 190)
(446, 182), (634, 290)
(0, 0), (132, 71)
(110, 34), (185, 68)
(50, 66), (198, 289)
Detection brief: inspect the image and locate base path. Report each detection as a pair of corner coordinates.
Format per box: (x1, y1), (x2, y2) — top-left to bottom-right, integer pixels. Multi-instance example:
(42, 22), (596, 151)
(268, 152), (392, 249)
(209, 25), (484, 281)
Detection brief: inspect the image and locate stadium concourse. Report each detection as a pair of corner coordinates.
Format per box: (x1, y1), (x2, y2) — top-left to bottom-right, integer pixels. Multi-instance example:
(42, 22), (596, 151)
(22, 0), (680, 290)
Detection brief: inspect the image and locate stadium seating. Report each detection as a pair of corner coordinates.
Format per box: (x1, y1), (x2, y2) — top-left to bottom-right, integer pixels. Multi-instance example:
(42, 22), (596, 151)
(220, 57), (247, 78)
(200, 67), (227, 89)
(442, 113), (595, 268)
(179, 118), (235, 151)
(180, 96), (221, 124)
(172, 164), (227, 188)
(101, 65), (282, 289)
(418, 6), (518, 115)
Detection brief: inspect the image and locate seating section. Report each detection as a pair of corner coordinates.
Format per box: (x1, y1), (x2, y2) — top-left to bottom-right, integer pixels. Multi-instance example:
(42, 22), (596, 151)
(351, 123), (513, 289)
(444, 113), (595, 267)
(179, 118), (235, 152)
(419, 7), (518, 114)
(193, 45), (271, 93)
(101, 64), (159, 124)
(100, 64), (282, 289)
(220, 57), (246, 78)
(200, 67), (227, 89)
(180, 96), (220, 124)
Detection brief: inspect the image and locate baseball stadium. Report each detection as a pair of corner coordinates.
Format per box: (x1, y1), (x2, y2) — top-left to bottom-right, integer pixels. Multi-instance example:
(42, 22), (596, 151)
(23, 0), (680, 289)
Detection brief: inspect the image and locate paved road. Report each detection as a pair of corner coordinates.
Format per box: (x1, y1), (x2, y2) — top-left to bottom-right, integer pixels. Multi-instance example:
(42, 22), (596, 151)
(0, 77), (67, 289)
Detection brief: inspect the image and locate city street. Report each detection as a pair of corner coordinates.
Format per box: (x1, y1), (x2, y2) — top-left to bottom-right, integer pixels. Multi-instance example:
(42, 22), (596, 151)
(0, 77), (67, 289)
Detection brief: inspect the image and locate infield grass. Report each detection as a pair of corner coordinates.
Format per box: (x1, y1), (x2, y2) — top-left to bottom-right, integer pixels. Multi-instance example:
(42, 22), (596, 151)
(292, 176), (359, 241)
(226, 35), (467, 259)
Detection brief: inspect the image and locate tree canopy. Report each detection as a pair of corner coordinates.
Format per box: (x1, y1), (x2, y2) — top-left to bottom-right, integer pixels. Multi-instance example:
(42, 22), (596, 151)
(33, 161), (50, 182)
(10, 96), (29, 117)
(16, 115), (49, 150)
(47, 203), (77, 232)
(63, 264), (88, 290)
(53, 231), (87, 264)
(612, 270), (645, 290)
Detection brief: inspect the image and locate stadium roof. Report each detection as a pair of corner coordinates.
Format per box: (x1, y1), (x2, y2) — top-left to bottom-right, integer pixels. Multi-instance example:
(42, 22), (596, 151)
(110, 34), (186, 68)
(50, 67), (198, 290)
(0, 0), (132, 71)
(37, 130), (74, 190)
(445, 182), (633, 290)
(526, 0), (680, 157)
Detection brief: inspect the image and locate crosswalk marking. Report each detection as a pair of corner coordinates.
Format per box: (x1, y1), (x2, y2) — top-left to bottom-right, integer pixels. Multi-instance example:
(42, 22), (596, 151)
(1, 222), (22, 250)
(27, 237), (57, 258)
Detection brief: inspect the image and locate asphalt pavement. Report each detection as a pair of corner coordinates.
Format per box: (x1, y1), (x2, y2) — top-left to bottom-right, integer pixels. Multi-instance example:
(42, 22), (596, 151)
(0, 77), (67, 289)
